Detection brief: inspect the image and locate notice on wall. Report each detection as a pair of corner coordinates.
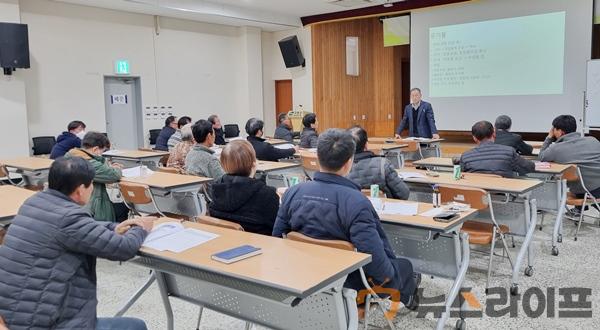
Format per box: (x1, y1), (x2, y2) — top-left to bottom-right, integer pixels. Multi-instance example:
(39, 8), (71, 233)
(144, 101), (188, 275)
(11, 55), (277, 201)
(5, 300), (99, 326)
(111, 94), (128, 104)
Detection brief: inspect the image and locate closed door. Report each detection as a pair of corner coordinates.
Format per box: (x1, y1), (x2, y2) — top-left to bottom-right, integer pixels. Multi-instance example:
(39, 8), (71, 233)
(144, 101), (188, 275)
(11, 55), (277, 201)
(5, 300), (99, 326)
(275, 80), (293, 121)
(104, 77), (143, 150)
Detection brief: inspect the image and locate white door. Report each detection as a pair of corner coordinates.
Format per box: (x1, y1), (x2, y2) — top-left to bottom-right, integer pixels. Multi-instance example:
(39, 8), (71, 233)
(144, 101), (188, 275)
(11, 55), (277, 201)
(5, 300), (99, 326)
(104, 77), (143, 150)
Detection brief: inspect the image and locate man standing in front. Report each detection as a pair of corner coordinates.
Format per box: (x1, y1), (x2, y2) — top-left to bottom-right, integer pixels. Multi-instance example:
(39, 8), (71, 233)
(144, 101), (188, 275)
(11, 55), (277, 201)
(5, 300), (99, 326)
(395, 88), (439, 139)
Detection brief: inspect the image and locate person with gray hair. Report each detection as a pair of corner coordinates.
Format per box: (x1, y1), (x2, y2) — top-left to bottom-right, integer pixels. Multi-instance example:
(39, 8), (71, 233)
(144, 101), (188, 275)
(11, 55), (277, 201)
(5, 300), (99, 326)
(493, 115), (533, 155)
(167, 123), (195, 171)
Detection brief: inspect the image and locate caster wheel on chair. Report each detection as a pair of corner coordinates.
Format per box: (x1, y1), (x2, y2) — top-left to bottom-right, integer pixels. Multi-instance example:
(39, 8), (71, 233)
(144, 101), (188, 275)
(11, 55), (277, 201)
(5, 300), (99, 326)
(524, 266), (533, 277)
(455, 318), (466, 330)
(557, 235), (563, 243)
(510, 285), (519, 296)
(552, 247), (559, 256)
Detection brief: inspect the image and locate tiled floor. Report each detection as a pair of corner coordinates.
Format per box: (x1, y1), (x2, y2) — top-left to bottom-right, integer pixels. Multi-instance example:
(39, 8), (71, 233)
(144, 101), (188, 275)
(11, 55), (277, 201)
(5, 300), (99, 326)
(97, 211), (600, 329)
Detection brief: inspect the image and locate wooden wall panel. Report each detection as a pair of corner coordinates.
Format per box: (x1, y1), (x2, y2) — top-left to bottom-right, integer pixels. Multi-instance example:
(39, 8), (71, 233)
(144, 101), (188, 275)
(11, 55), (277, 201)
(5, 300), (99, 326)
(312, 17), (402, 136)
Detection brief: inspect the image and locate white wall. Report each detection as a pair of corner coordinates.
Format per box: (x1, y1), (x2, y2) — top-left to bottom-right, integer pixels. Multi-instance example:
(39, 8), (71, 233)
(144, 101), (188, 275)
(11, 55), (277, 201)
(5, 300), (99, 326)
(0, 0), (30, 158)
(16, 0), (264, 149)
(262, 27), (313, 134)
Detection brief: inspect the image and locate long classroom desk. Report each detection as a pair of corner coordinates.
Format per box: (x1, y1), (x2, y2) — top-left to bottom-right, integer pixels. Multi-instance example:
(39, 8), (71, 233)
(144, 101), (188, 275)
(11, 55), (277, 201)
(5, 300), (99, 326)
(367, 143), (408, 168)
(396, 168), (543, 295)
(103, 149), (170, 169)
(0, 157), (54, 187)
(121, 171), (212, 218)
(369, 137), (445, 158)
(409, 157), (572, 256)
(375, 198), (476, 330)
(0, 185), (36, 226)
(127, 219), (371, 330)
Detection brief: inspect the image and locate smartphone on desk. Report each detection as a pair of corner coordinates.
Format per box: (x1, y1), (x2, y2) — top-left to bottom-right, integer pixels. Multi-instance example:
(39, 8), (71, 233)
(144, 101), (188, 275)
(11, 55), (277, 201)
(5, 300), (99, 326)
(433, 211), (459, 223)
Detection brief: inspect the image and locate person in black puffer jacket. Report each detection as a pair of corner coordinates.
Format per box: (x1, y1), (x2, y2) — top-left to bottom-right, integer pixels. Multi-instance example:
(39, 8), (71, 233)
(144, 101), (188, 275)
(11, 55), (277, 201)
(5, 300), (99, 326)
(209, 140), (279, 235)
(347, 126), (410, 200)
(0, 157), (154, 330)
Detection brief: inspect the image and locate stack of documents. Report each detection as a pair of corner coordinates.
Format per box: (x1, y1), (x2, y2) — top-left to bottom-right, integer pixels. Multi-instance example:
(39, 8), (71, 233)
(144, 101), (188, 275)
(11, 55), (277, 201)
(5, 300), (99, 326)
(369, 198), (419, 216)
(274, 143), (295, 150)
(143, 222), (219, 253)
(397, 171), (427, 179)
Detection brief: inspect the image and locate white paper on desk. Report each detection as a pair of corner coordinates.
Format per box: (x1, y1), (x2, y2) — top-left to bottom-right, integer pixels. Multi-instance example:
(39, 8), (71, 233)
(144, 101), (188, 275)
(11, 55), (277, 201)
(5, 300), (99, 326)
(381, 202), (419, 216)
(143, 222), (219, 253)
(103, 149), (124, 156)
(274, 143), (295, 149)
(227, 137), (244, 141)
(419, 208), (446, 217)
(397, 171), (427, 179)
(121, 166), (154, 178)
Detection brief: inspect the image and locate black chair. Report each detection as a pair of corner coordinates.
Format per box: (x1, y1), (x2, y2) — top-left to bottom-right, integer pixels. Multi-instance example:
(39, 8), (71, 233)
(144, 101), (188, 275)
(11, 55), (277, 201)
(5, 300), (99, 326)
(149, 129), (161, 145)
(224, 124), (240, 138)
(32, 136), (56, 155)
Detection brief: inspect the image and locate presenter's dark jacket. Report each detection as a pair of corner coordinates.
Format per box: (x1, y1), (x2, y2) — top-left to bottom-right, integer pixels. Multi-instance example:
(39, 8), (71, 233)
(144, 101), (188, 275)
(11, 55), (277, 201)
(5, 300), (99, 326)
(460, 141), (535, 178)
(247, 136), (295, 161)
(494, 129), (533, 156)
(396, 101), (438, 138)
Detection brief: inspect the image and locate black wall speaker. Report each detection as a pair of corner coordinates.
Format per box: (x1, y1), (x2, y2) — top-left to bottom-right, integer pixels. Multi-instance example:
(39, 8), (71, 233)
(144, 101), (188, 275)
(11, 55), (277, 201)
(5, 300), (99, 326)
(0, 22), (30, 73)
(278, 35), (305, 68)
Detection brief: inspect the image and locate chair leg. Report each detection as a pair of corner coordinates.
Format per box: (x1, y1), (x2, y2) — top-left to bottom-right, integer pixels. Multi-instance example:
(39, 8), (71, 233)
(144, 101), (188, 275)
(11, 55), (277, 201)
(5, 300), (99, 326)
(538, 212), (545, 230)
(244, 322), (252, 330)
(364, 295), (372, 330)
(377, 301), (396, 330)
(575, 196), (588, 241)
(486, 229), (497, 292)
(497, 232), (514, 269)
(195, 306), (204, 330)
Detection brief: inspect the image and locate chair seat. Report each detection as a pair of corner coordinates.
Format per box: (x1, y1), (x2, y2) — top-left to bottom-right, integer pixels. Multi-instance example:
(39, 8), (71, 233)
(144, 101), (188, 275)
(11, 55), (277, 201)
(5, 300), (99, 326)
(461, 221), (509, 245)
(566, 192), (592, 206)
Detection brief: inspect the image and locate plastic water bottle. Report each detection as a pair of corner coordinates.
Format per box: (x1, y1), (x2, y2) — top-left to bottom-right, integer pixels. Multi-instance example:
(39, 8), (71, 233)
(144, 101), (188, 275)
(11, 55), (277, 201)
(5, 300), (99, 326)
(432, 184), (440, 208)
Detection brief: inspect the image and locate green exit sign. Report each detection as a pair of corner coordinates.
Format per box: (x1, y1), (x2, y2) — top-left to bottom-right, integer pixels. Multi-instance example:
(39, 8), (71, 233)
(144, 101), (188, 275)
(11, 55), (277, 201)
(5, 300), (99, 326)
(114, 60), (130, 75)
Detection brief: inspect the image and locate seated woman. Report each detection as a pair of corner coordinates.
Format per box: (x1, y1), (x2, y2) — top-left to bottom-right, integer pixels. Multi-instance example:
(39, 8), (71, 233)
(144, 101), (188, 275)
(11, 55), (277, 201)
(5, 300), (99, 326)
(208, 140), (279, 235)
(167, 123), (194, 171)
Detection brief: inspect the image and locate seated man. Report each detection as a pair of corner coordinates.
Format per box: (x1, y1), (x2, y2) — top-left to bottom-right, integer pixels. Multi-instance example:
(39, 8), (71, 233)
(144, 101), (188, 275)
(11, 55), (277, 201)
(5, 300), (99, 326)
(245, 118), (297, 161)
(208, 114), (226, 145)
(274, 113), (298, 142)
(167, 116), (192, 151)
(65, 132), (129, 222)
(155, 116), (178, 151)
(50, 120), (86, 159)
(185, 119), (225, 179)
(0, 157), (154, 329)
(539, 115), (600, 215)
(461, 121), (535, 178)
(273, 129), (420, 310)
(299, 113), (319, 148)
(347, 126), (410, 200)
(494, 115), (533, 155)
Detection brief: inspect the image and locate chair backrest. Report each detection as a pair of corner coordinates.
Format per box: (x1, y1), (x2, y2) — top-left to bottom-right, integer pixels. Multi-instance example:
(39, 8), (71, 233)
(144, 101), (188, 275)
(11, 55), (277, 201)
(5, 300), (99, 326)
(149, 129), (161, 145)
(224, 124), (240, 138)
(286, 231), (355, 251)
(157, 167), (180, 174)
(32, 136), (56, 155)
(196, 215), (244, 231)
(118, 181), (152, 205)
(562, 165), (578, 182)
(0, 165), (8, 179)
(438, 184), (489, 210)
(302, 155), (320, 171)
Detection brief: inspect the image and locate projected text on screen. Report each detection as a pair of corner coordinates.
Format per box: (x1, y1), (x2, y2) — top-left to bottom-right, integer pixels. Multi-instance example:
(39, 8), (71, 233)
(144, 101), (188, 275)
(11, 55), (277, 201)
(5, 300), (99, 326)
(429, 11), (566, 97)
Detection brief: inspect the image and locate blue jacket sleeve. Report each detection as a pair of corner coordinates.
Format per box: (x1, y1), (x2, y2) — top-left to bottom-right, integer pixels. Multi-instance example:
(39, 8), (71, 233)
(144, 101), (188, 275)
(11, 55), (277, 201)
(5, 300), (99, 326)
(272, 190), (293, 237)
(349, 206), (396, 285)
(425, 104), (438, 135)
